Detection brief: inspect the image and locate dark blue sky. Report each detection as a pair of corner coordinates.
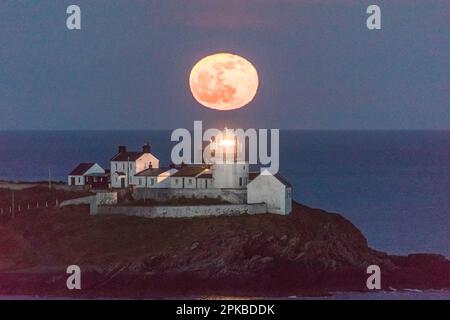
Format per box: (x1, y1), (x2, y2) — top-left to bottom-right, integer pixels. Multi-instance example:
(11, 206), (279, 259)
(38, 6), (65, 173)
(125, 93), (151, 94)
(0, 1), (449, 130)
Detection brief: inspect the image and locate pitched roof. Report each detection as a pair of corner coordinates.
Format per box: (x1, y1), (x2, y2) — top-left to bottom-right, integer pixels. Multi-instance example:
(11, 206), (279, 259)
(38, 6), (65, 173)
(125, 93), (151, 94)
(69, 163), (96, 175)
(110, 151), (144, 162)
(198, 173), (212, 179)
(172, 166), (207, 177)
(249, 171), (260, 180)
(248, 170), (292, 188)
(274, 173), (292, 188)
(135, 167), (173, 176)
(85, 172), (108, 177)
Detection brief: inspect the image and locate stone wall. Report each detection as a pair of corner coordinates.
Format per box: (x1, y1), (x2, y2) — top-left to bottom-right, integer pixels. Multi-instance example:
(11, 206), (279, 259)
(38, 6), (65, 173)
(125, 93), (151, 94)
(91, 192), (118, 214)
(95, 203), (267, 218)
(132, 188), (247, 204)
(59, 195), (96, 207)
(96, 192), (118, 205)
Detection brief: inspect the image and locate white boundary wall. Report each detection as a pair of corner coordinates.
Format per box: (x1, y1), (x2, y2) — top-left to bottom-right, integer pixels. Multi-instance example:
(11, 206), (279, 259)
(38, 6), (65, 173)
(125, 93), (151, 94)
(132, 188), (247, 204)
(94, 203), (267, 218)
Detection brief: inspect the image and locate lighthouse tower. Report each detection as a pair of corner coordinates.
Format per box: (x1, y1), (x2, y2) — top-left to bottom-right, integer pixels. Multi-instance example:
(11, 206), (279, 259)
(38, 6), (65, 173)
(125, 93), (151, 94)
(210, 129), (249, 189)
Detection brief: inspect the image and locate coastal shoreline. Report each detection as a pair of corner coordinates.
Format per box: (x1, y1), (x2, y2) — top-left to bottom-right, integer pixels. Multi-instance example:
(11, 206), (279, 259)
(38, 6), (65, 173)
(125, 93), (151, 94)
(0, 185), (449, 299)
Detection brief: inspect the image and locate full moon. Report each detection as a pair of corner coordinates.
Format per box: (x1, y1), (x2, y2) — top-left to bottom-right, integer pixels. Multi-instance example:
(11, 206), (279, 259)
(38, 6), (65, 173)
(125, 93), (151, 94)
(189, 53), (259, 111)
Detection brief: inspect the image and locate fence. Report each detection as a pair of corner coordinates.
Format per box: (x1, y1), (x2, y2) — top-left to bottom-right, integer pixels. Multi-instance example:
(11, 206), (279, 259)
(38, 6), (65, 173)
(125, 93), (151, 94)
(0, 199), (61, 217)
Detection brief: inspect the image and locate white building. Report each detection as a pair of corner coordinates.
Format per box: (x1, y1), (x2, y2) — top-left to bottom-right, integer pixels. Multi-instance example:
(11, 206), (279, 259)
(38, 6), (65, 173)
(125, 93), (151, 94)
(71, 128), (293, 216)
(135, 167), (178, 188)
(247, 171), (293, 215)
(197, 171), (213, 189)
(209, 132), (249, 189)
(170, 166), (208, 189)
(110, 144), (159, 188)
(68, 163), (105, 186)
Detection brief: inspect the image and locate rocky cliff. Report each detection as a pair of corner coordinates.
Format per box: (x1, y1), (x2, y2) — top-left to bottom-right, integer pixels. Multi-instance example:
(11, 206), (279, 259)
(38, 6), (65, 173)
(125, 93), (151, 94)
(0, 187), (449, 298)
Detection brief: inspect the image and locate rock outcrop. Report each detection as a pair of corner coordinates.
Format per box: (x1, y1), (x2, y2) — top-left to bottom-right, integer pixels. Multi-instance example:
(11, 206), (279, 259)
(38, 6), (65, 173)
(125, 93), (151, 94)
(0, 187), (449, 298)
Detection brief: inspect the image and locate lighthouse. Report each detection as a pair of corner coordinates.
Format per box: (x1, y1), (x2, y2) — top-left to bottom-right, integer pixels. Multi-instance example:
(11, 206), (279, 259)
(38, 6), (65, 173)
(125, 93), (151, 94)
(210, 128), (249, 189)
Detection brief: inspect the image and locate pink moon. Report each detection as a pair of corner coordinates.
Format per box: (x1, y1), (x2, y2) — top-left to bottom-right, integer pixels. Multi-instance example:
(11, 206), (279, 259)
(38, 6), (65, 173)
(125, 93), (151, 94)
(189, 53), (259, 111)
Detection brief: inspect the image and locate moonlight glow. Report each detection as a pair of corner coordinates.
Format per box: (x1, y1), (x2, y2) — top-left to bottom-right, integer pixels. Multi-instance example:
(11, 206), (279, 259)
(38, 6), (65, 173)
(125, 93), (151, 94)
(189, 53), (259, 111)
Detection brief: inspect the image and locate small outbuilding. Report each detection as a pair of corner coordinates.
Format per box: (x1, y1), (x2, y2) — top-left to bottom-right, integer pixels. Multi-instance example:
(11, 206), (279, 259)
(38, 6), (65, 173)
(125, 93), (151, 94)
(247, 171), (293, 215)
(68, 163), (107, 188)
(170, 165), (208, 189)
(135, 167), (178, 188)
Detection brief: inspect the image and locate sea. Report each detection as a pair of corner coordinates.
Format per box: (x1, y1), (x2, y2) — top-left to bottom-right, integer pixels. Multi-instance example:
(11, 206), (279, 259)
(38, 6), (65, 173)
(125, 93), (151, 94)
(0, 130), (449, 259)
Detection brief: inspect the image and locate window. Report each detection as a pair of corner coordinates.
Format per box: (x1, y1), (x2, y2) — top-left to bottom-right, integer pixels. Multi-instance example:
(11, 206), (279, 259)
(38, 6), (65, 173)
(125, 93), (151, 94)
(188, 178), (192, 184)
(150, 178), (155, 185)
(139, 178), (142, 185)
(115, 163), (118, 170)
(78, 177), (81, 183)
(239, 177), (242, 186)
(175, 178), (179, 184)
(122, 163), (125, 170)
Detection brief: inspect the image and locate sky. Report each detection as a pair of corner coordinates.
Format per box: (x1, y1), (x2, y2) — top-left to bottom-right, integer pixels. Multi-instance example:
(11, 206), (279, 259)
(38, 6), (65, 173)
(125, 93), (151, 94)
(0, 0), (449, 130)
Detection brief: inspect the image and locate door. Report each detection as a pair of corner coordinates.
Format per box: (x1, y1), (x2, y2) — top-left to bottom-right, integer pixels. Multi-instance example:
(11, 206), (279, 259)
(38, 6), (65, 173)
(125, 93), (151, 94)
(71, 177), (75, 185)
(121, 177), (125, 188)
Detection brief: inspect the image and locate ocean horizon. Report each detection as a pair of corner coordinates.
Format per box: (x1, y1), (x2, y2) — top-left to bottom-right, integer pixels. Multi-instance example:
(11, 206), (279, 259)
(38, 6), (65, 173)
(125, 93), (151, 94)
(0, 130), (449, 259)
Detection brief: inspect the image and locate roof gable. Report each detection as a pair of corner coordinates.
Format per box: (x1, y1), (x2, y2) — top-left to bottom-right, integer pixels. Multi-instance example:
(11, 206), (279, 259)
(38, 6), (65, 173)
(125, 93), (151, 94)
(135, 167), (174, 176)
(110, 151), (144, 162)
(248, 170), (292, 188)
(69, 163), (95, 175)
(172, 166), (207, 177)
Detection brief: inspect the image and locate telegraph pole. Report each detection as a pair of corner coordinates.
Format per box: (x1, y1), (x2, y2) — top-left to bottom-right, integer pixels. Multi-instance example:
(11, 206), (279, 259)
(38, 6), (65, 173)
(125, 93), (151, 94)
(48, 167), (52, 191)
(144, 174), (147, 203)
(127, 156), (130, 188)
(11, 190), (15, 218)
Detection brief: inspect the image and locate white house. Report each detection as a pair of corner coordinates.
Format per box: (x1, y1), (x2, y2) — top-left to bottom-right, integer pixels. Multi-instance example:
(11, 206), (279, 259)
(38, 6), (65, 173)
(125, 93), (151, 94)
(170, 166), (208, 189)
(247, 171), (293, 215)
(110, 144), (159, 188)
(134, 167), (178, 188)
(197, 171), (213, 189)
(68, 163), (105, 186)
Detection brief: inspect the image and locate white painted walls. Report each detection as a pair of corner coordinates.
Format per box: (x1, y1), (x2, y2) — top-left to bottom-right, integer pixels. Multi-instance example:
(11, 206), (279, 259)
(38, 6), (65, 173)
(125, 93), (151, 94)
(110, 153), (160, 188)
(134, 168), (178, 189)
(84, 163), (105, 175)
(136, 154), (159, 175)
(212, 162), (249, 189)
(68, 175), (84, 186)
(197, 178), (213, 189)
(247, 174), (292, 215)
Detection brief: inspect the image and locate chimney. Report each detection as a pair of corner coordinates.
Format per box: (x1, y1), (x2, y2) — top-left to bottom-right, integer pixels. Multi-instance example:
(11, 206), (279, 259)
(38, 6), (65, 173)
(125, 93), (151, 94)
(118, 145), (127, 153)
(142, 143), (151, 153)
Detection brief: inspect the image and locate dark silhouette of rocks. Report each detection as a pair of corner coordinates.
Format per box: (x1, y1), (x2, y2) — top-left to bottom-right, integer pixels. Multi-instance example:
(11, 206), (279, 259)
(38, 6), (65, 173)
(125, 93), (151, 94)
(0, 187), (448, 298)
